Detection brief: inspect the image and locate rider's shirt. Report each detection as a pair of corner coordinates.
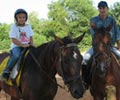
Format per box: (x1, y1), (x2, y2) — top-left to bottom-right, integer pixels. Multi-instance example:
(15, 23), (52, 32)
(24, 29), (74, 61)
(90, 15), (120, 45)
(9, 24), (34, 49)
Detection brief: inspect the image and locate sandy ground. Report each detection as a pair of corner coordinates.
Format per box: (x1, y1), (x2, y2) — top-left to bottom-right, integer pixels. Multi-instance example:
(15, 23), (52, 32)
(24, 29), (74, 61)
(54, 75), (93, 100)
(0, 75), (93, 100)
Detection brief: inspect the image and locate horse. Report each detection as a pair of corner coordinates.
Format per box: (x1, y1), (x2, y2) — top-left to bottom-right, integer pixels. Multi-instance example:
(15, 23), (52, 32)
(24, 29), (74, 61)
(89, 23), (120, 100)
(0, 33), (85, 100)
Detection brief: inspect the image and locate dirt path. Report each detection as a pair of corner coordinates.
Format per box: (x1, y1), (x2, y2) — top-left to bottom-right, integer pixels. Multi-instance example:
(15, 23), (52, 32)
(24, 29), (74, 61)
(54, 76), (93, 100)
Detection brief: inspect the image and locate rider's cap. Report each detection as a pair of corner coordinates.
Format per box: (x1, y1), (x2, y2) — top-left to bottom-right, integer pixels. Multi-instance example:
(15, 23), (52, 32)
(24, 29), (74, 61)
(98, 1), (108, 8)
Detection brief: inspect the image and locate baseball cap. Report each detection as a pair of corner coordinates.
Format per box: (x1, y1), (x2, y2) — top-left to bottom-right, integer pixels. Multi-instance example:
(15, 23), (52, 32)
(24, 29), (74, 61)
(98, 1), (108, 8)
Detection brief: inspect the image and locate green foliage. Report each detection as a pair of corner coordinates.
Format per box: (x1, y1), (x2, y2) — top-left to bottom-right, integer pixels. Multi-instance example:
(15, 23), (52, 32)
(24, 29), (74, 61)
(48, 0), (97, 37)
(33, 33), (47, 46)
(79, 33), (92, 51)
(0, 39), (10, 51)
(109, 2), (120, 25)
(29, 11), (42, 34)
(47, 0), (97, 52)
(0, 23), (10, 51)
(0, 24), (10, 41)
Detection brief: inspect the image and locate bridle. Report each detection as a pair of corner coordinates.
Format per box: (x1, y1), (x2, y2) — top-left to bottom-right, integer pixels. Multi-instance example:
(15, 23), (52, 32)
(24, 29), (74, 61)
(92, 51), (111, 77)
(29, 42), (82, 90)
(60, 43), (81, 85)
(93, 51), (111, 65)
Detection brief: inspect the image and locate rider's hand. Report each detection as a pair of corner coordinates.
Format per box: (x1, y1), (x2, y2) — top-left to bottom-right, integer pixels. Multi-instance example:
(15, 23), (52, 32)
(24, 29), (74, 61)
(22, 44), (30, 48)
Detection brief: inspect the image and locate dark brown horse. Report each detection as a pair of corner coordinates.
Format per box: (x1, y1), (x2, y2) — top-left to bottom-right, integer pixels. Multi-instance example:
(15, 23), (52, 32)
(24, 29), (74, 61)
(0, 33), (85, 100)
(89, 24), (120, 100)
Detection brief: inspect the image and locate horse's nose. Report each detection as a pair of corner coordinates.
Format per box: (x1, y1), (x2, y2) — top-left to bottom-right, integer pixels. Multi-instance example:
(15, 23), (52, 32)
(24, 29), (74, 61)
(71, 87), (84, 99)
(74, 90), (84, 98)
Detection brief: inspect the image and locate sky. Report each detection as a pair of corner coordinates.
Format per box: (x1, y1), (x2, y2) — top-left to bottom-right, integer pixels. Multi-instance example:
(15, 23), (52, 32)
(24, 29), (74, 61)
(0, 0), (119, 24)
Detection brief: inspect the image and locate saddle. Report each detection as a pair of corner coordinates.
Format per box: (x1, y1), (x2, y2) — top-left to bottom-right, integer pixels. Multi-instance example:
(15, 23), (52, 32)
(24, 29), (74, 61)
(0, 49), (29, 86)
(10, 48), (28, 79)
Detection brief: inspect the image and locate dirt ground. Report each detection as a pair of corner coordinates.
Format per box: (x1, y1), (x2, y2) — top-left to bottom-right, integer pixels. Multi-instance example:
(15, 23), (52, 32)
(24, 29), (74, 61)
(54, 75), (93, 100)
(0, 75), (93, 100)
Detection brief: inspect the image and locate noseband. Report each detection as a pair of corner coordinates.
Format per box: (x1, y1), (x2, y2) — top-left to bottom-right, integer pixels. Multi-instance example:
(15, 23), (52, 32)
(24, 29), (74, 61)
(93, 51), (111, 77)
(93, 51), (111, 65)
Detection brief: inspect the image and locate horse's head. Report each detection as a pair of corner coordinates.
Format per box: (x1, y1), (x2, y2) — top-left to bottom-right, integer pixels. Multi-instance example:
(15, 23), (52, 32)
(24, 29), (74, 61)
(93, 51), (111, 77)
(91, 23), (112, 77)
(91, 22), (112, 52)
(55, 33), (85, 99)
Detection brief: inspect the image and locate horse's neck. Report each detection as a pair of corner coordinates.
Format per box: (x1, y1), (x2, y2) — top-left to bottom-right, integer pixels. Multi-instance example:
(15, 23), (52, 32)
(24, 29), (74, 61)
(36, 43), (59, 76)
(111, 52), (120, 67)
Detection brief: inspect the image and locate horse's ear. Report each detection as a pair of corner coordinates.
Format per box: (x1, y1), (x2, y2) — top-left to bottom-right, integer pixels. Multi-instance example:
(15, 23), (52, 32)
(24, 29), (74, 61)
(54, 34), (64, 45)
(73, 32), (86, 44)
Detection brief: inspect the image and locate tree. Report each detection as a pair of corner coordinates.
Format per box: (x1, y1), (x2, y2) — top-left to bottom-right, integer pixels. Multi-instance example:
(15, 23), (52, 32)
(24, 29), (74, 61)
(109, 2), (120, 26)
(48, 0), (97, 36)
(0, 23), (10, 51)
(29, 12), (49, 46)
(48, 0), (97, 50)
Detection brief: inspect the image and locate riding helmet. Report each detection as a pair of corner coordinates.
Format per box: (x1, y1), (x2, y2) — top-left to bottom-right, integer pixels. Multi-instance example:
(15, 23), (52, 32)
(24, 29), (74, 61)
(14, 8), (28, 21)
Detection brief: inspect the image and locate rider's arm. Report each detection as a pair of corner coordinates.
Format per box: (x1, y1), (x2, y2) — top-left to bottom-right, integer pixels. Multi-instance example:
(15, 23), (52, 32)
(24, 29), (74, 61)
(11, 38), (30, 48)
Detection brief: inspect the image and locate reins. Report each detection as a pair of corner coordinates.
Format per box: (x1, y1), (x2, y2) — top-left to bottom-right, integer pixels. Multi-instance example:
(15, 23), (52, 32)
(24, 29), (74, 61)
(29, 50), (67, 90)
(111, 52), (120, 67)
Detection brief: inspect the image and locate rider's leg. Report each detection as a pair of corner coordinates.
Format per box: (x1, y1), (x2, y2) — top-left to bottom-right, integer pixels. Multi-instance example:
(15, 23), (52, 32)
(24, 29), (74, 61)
(82, 47), (93, 89)
(1, 47), (23, 80)
(111, 47), (120, 59)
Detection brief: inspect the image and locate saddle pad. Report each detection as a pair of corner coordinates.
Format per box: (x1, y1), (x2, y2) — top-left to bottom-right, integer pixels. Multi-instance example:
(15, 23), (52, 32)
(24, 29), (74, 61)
(0, 56), (21, 86)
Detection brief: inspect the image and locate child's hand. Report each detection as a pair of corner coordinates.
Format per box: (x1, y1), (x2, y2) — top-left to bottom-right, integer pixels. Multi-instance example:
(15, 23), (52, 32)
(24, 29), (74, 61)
(23, 44), (30, 48)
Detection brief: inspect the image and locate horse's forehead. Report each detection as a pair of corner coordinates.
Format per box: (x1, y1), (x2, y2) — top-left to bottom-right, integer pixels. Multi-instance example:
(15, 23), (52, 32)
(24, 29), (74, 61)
(95, 30), (110, 37)
(94, 32), (104, 38)
(62, 37), (73, 43)
(93, 32), (111, 43)
(97, 54), (109, 62)
(63, 46), (77, 54)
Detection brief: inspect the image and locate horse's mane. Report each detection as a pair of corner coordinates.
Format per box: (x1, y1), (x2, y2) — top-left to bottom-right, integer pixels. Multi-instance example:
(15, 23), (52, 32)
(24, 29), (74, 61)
(29, 40), (59, 67)
(28, 36), (74, 68)
(24, 36), (79, 74)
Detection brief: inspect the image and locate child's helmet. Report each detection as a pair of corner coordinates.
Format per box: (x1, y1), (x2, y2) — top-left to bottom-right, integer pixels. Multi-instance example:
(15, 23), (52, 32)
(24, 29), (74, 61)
(14, 8), (28, 21)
